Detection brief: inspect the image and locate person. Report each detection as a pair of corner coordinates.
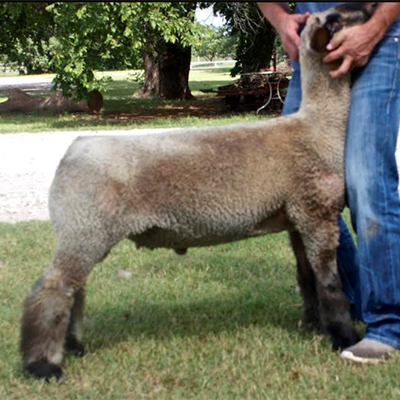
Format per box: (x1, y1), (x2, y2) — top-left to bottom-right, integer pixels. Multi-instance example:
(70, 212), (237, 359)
(257, 2), (400, 363)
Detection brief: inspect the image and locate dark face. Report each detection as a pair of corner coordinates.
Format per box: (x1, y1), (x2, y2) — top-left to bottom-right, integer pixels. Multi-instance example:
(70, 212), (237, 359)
(306, 2), (378, 54)
(325, 2), (378, 36)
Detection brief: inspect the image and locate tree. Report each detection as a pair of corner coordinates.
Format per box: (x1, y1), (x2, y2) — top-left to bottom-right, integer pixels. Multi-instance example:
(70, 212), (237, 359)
(217, 28), (240, 60)
(0, 2), (56, 74)
(133, 2), (197, 100)
(200, 2), (277, 76)
(193, 25), (238, 62)
(47, 2), (141, 99)
(0, 2), (200, 100)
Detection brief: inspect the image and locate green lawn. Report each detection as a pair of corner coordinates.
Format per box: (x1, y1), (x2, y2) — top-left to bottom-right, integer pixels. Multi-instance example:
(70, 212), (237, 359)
(1, 213), (400, 399)
(0, 66), (267, 134)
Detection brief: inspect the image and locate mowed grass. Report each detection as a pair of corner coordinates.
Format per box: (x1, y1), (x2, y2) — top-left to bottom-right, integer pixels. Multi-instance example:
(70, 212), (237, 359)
(1, 213), (400, 399)
(0, 65), (266, 134)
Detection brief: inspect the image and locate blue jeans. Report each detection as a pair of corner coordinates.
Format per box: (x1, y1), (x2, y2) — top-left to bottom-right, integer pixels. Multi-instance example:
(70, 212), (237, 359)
(283, 35), (400, 349)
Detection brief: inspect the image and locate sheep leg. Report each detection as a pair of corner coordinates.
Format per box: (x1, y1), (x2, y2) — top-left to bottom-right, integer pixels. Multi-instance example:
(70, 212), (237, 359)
(301, 226), (359, 350)
(20, 258), (76, 382)
(20, 240), (108, 382)
(64, 286), (86, 357)
(289, 231), (320, 330)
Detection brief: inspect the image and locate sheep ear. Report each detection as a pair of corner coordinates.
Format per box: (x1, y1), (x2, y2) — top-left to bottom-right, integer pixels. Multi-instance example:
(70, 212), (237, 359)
(310, 26), (330, 53)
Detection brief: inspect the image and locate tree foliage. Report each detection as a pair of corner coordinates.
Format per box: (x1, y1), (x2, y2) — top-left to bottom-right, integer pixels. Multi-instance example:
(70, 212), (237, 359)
(193, 25), (238, 62)
(0, 2), (56, 74)
(0, 2), (282, 100)
(200, 2), (276, 76)
(0, 2), (200, 100)
(48, 2), (200, 99)
(47, 2), (138, 98)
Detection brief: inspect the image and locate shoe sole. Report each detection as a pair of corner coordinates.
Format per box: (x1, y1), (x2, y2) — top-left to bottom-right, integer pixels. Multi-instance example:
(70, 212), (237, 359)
(340, 350), (388, 364)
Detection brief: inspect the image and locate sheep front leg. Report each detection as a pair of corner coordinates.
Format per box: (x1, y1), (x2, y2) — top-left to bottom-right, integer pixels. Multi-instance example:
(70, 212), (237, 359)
(289, 231), (320, 330)
(301, 226), (359, 350)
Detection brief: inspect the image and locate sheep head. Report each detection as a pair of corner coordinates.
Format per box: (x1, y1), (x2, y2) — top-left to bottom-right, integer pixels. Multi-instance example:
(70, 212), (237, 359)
(302, 2), (378, 55)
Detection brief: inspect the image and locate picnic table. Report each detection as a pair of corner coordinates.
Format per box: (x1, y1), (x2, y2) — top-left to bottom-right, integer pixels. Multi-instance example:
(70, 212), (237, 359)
(217, 71), (290, 113)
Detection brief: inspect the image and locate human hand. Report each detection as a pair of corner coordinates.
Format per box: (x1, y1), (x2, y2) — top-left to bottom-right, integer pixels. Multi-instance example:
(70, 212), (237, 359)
(322, 24), (379, 78)
(276, 13), (310, 62)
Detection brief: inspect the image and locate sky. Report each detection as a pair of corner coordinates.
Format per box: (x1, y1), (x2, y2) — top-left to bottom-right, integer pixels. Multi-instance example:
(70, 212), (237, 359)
(195, 6), (226, 27)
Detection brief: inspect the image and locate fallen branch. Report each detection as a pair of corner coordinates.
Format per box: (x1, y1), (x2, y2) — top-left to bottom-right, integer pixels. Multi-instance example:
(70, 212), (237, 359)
(0, 89), (103, 114)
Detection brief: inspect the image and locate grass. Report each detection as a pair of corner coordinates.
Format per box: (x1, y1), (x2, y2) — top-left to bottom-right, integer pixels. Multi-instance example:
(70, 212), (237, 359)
(2, 66), (400, 399)
(0, 66), (268, 134)
(1, 213), (400, 399)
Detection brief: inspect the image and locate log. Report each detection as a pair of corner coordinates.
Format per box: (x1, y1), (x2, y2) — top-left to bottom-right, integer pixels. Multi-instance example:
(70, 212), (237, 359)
(0, 89), (102, 114)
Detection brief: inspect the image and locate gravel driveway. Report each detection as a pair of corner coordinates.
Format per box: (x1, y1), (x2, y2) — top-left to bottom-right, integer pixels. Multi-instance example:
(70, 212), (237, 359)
(0, 128), (175, 224)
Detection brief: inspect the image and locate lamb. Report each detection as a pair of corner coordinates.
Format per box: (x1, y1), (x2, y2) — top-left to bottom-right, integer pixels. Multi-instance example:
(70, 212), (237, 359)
(20, 2), (377, 381)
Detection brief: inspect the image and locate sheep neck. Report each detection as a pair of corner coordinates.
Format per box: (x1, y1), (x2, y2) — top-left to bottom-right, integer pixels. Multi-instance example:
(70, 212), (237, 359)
(297, 53), (351, 171)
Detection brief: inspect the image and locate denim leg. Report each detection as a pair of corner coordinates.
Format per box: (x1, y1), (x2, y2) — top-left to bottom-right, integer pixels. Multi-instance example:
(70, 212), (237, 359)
(282, 69), (302, 115)
(336, 216), (360, 318)
(283, 69), (360, 311)
(346, 36), (400, 348)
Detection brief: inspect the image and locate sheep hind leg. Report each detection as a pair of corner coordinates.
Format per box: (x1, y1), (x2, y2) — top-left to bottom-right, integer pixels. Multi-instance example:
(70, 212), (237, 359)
(20, 241), (109, 382)
(64, 286), (86, 357)
(289, 231), (320, 331)
(300, 225), (359, 350)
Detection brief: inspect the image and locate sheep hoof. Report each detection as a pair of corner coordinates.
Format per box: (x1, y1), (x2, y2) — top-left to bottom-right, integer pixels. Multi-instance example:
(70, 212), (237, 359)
(299, 310), (320, 331)
(298, 317), (320, 332)
(65, 336), (85, 357)
(327, 323), (360, 351)
(25, 360), (64, 382)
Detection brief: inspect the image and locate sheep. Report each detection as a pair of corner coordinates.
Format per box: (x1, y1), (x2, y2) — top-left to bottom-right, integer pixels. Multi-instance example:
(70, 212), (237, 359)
(20, 2), (377, 381)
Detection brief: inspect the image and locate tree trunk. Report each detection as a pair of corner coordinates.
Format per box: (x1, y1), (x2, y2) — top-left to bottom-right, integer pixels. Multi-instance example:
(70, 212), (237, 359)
(138, 1), (196, 100)
(141, 45), (160, 97)
(140, 41), (194, 100)
(159, 42), (194, 100)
